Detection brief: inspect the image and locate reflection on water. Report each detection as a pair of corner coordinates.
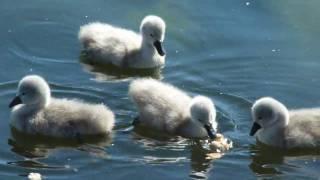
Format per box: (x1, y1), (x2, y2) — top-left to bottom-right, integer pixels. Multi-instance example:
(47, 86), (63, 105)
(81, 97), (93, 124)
(132, 125), (226, 179)
(189, 141), (213, 179)
(80, 51), (163, 81)
(249, 142), (320, 177)
(8, 127), (112, 168)
(249, 144), (285, 175)
(132, 125), (187, 150)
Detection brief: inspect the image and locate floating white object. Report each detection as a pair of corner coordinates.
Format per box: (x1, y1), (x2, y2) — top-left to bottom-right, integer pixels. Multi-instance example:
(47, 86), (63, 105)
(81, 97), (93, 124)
(28, 172), (41, 180)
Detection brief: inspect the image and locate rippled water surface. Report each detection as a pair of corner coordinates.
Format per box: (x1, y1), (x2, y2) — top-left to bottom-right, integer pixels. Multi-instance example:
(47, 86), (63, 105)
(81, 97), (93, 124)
(1, 0), (320, 179)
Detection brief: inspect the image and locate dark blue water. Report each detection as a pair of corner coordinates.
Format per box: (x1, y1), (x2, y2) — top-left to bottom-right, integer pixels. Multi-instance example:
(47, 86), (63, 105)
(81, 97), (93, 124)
(1, 0), (320, 179)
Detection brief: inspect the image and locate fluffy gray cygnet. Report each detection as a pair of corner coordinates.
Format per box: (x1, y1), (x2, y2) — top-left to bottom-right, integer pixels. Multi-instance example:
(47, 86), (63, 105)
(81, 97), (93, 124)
(79, 15), (166, 68)
(250, 97), (320, 149)
(129, 78), (217, 139)
(9, 75), (115, 138)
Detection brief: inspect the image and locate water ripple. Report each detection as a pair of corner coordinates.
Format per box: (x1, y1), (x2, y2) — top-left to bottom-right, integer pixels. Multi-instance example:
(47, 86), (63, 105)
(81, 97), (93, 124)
(9, 47), (75, 65)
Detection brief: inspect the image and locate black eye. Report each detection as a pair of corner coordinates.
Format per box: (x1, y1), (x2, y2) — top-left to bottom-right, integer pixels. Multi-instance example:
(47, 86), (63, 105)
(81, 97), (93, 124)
(150, 34), (154, 37)
(21, 92), (26, 96)
(258, 116), (262, 120)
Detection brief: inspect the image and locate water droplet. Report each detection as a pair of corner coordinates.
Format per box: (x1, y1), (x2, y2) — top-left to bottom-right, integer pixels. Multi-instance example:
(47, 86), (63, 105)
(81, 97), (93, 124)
(272, 49), (280, 52)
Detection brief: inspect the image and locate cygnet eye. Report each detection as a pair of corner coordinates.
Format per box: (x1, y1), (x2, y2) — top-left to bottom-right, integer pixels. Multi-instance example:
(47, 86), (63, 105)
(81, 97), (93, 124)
(21, 92), (26, 96)
(257, 116), (262, 120)
(150, 33), (154, 37)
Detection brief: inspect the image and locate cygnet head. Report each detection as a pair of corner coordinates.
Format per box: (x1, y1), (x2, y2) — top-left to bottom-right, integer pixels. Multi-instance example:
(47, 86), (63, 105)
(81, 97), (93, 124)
(9, 75), (51, 109)
(250, 97), (289, 136)
(190, 96), (217, 139)
(140, 15), (166, 56)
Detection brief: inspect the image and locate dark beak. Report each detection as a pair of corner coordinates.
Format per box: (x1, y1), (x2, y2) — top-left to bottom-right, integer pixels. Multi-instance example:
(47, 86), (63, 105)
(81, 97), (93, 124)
(153, 40), (165, 56)
(204, 124), (217, 139)
(9, 96), (22, 108)
(250, 122), (262, 136)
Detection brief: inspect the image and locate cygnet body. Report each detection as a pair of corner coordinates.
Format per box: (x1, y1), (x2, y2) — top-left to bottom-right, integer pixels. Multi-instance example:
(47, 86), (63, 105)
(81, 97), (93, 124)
(79, 15), (166, 68)
(250, 97), (320, 149)
(9, 75), (114, 138)
(129, 79), (217, 139)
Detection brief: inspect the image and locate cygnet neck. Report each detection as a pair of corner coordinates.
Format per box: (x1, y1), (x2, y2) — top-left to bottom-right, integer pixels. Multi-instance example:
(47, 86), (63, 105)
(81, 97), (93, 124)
(141, 38), (157, 58)
(27, 96), (51, 113)
(278, 107), (290, 127)
(177, 117), (206, 138)
(258, 125), (286, 147)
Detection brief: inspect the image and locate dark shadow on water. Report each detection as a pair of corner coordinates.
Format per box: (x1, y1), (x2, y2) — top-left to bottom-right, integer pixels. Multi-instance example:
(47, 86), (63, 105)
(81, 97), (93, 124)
(249, 142), (320, 176)
(189, 141), (214, 179)
(8, 127), (112, 169)
(249, 143), (285, 176)
(132, 124), (175, 142)
(132, 123), (220, 179)
(79, 51), (163, 81)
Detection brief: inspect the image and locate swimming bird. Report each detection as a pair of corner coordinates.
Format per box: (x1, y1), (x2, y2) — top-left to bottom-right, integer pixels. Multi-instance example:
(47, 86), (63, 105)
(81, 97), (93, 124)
(79, 15), (166, 68)
(9, 75), (115, 138)
(129, 78), (217, 139)
(250, 97), (320, 149)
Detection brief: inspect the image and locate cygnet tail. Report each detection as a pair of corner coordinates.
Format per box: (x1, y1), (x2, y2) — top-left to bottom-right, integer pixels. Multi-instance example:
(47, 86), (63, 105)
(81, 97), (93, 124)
(78, 23), (101, 49)
(79, 30), (96, 49)
(86, 103), (115, 135)
(128, 79), (152, 106)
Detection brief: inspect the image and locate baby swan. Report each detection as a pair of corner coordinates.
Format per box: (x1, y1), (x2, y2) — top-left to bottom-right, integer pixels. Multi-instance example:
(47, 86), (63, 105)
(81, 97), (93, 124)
(9, 75), (114, 138)
(250, 97), (320, 149)
(129, 79), (217, 139)
(79, 15), (166, 68)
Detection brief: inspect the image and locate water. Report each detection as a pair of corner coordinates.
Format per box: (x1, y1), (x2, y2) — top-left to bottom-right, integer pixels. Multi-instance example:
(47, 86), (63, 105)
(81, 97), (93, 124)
(1, 0), (320, 179)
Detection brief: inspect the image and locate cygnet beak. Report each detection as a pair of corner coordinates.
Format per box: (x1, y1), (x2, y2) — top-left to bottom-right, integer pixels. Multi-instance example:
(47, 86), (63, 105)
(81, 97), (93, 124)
(9, 95), (22, 108)
(204, 124), (217, 139)
(250, 122), (261, 136)
(153, 40), (166, 56)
